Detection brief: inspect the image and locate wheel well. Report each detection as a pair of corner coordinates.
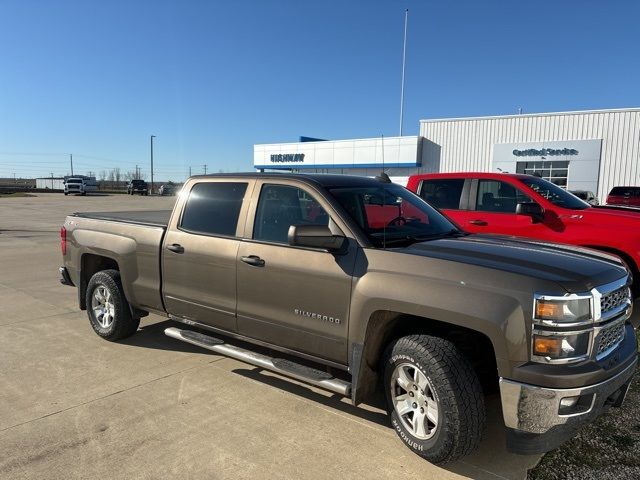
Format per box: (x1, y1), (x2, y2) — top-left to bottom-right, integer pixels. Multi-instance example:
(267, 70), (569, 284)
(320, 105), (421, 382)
(355, 311), (499, 403)
(79, 254), (119, 310)
(583, 245), (638, 292)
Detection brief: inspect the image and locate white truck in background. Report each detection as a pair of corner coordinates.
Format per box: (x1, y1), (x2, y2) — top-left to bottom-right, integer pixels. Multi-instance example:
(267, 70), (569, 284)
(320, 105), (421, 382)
(64, 177), (98, 196)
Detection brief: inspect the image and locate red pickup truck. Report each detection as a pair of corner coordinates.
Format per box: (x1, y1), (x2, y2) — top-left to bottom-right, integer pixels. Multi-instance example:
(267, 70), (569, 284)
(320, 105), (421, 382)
(406, 172), (640, 295)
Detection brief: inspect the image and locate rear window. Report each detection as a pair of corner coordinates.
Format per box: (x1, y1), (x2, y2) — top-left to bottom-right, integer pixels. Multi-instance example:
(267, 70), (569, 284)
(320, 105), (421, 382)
(609, 187), (640, 197)
(180, 182), (248, 237)
(418, 179), (464, 210)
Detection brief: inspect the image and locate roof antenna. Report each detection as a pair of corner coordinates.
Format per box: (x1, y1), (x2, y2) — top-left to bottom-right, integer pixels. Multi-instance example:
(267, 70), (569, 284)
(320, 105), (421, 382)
(376, 134), (391, 183)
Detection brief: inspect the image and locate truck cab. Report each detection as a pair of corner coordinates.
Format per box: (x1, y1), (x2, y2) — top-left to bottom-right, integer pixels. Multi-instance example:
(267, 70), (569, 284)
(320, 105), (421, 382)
(407, 172), (640, 296)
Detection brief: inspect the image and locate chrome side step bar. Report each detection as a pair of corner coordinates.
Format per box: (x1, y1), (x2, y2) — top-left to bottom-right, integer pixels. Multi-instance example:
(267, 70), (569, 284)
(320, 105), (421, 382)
(164, 327), (351, 396)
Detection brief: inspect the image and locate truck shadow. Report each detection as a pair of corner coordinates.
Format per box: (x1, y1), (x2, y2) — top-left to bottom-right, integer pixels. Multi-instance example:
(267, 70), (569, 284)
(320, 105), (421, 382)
(121, 319), (541, 479)
(231, 366), (539, 479)
(232, 366), (391, 428)
(118, 319), (205, 354)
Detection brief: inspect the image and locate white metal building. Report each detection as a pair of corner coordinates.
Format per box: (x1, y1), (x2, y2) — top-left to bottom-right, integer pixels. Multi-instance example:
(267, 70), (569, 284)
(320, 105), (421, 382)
(35, 177), (65, 190)
(254, 107), (640, 202)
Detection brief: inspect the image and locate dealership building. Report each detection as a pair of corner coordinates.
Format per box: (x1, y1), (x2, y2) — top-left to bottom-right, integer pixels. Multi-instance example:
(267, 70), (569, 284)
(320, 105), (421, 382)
(254, 107), (640, 202)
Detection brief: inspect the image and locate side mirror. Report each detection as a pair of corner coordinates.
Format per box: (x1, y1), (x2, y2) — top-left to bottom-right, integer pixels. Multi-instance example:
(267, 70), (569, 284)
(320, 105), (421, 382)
(516, 202), (544, 223)
(288, 225), (347, 253)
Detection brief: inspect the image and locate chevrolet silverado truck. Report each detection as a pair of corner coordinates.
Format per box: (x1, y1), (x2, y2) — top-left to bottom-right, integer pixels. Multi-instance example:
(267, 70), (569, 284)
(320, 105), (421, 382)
(407, 172), (640, 297)
(59, 173), (637, 464)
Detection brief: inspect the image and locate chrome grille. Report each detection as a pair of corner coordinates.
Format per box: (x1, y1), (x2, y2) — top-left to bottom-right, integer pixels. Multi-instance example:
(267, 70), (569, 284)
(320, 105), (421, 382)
(601, 286), (630, 316)
(596, 322), (625, 357)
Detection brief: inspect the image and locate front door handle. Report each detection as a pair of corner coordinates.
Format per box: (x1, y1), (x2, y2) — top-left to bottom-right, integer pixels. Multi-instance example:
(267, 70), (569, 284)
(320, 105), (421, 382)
(241, 255), (265, 267)
(469, 219), (488, 226)
(166, 243), (184, 253)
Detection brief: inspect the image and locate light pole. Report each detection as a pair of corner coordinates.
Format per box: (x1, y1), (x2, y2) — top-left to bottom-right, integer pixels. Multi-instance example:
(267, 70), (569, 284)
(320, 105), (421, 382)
(399, 8), (409, 136)
(69, 154), (74, 176)
(150, 135), (156, 194)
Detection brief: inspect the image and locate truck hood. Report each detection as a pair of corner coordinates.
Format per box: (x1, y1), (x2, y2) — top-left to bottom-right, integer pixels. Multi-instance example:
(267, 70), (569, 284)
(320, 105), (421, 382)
(579, 205), (640, 223)
(398, 234), (627, 293)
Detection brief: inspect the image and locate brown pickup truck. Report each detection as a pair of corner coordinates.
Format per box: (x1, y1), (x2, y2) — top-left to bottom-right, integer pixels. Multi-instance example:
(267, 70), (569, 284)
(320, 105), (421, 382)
(59, 173), (637, 464)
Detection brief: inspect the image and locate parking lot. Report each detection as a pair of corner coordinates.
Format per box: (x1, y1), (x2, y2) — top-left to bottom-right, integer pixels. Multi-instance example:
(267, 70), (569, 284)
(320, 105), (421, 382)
(0, 193), (543, 480)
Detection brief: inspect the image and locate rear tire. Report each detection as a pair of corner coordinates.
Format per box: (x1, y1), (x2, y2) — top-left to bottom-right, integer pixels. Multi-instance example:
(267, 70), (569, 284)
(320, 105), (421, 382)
(382, 334), (485, 464)
(86, 269), (140, 341)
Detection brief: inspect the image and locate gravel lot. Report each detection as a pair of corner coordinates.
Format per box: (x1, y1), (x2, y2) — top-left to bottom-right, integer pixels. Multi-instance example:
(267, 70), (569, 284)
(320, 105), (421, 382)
(528, 358), (640, 480)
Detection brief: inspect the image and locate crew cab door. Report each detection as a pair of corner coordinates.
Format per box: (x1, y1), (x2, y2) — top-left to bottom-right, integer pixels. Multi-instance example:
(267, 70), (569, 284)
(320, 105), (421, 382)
(452, 179), (539, 235)
(161, 179), (254, 332)
(235, 181), (357, 364)
(416, 178), (469, 225)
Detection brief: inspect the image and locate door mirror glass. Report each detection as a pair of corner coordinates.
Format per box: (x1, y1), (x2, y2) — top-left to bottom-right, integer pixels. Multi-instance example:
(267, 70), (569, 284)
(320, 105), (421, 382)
(516, 202), (544, 222)
(288, 224), (346, 252)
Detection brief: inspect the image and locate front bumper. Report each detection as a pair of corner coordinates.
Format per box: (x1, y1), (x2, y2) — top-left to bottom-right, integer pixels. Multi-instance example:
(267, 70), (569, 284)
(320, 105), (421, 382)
(500, 354), (637, 454)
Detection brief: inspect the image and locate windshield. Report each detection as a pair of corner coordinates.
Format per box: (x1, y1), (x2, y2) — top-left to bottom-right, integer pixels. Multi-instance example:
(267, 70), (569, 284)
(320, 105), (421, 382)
(519, 177), (590, 210)
(329, 183), (463, 248)
(66, 179), (81, 184)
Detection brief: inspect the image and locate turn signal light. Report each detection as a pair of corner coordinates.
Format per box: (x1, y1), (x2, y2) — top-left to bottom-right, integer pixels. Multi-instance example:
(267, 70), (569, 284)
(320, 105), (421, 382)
(535, 301), (563, 320)
(533, 336), (562, 357)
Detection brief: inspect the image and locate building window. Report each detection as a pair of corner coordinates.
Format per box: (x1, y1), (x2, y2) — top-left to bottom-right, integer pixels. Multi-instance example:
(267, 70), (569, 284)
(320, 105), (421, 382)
(515, 161), (569, 187)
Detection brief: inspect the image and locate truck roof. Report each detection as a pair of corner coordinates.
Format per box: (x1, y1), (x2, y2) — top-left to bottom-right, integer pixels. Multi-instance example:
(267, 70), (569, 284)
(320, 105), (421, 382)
(188, 172), (390, 188)
(410, 172), (532, 180)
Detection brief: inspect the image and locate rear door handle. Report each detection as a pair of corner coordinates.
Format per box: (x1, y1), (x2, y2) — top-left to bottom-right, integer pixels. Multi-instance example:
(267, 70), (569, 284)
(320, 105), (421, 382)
(241, 255), (265, 267)
(469, 220), (488, 226)
(166, 243), (184, 253)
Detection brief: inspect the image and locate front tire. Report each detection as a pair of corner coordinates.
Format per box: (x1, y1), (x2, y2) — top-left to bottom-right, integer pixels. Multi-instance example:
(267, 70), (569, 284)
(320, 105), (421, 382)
(86, 269), (140, 341)
(383, 335), (485, 464)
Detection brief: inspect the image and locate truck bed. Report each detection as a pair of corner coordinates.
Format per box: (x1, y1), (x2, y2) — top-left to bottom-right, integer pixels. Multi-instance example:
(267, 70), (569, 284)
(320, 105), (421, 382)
(72, 210), (171, 228)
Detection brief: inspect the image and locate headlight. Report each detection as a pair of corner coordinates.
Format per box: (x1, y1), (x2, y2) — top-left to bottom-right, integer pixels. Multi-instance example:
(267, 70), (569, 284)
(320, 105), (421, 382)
(534, 296), (591, 325)
(532, 292), (594, 363)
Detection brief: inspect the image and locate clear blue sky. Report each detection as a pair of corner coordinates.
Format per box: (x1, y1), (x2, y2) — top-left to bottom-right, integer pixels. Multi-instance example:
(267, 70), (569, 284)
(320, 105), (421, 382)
(0, 0), (639, 181)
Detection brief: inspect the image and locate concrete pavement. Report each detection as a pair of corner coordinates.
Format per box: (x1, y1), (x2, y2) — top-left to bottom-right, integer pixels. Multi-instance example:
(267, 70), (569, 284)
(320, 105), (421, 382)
(0, 193), (541, 479)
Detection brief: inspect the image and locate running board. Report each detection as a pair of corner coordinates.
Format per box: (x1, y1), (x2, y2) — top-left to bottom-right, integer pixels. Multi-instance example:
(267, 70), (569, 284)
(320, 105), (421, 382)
(164, 327), (351, 396)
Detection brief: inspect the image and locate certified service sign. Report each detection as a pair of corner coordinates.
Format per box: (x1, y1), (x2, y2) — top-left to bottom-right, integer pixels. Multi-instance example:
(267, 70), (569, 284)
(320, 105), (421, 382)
(492, 138), (602, 192)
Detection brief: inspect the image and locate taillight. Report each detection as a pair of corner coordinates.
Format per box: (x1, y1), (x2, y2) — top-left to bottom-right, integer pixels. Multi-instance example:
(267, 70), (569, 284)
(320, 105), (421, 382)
(60, 226), (67, 255)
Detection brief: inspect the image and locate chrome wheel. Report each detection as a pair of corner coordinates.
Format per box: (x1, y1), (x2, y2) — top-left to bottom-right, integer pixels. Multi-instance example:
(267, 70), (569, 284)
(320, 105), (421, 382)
(91, 285), (115, 328)
(391, 362), (439, 440)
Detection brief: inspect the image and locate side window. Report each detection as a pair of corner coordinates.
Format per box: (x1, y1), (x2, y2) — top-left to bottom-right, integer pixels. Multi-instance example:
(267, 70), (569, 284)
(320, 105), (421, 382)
(180, 182), (248, 236)
(253, 184), (329, 244)
(476, 180), (531, 213)
(419, 179), (464, 210)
